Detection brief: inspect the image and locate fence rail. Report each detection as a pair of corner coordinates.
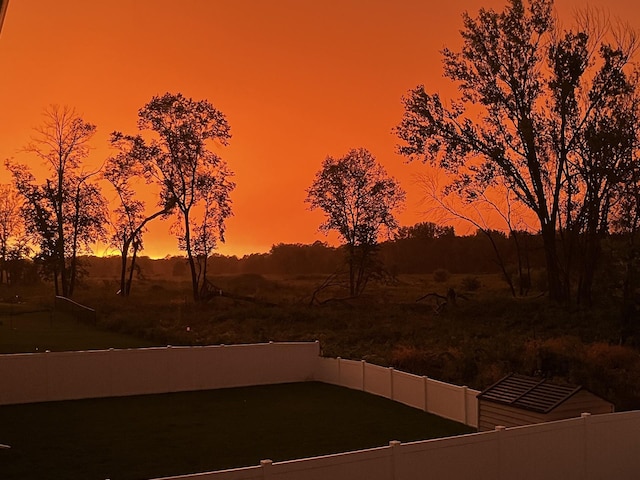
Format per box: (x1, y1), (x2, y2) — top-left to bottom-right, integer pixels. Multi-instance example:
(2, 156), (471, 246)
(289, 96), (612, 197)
(54, 296), (96, 324)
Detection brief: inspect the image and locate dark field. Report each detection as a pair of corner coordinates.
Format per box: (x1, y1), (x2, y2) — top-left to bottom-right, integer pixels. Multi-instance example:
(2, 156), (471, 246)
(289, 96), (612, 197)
(0, 304), (157, 354)
(2, 271), (640, 411)
(0, 382), (473, 480)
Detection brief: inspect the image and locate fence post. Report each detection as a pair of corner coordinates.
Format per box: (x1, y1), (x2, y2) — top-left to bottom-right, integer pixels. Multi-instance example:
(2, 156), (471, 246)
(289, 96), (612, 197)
(261, 459), (273, 479)
(361, 360), (366, 391)
(423, 376), (429, 413)
(389, 367), (394, 400)
(495, 425), (506, 480)
(462, 386), (468, 425)
(337, 357), (342, 386)
(581, 412), (591, 479)
(108, 348), (114, 397)
(44, 349), (51, 402)
(389, 440), (401, 480)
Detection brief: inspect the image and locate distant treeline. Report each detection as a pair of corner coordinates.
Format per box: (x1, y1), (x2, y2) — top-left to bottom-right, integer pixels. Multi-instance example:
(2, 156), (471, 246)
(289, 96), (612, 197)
(81, 226), (548, 279)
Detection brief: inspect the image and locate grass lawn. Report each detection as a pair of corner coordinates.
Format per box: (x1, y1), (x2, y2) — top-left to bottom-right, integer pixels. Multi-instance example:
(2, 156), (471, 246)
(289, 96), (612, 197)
(0, 302), (158, 354)
(0, 382), (474, 480)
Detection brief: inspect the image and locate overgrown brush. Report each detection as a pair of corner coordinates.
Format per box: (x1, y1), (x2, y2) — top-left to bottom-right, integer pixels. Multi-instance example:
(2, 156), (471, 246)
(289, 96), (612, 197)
(7, 273), (640, 410)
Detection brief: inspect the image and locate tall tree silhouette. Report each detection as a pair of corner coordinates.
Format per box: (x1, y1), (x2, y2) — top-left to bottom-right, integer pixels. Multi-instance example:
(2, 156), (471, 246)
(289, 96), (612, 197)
(396, 0), (638, 303)
(0, 184), (29, 284)
(137, 93), (234, 302)
(306, 148), (405, 297)
(6, 106), (106, 297)
(104, 132), (176, 297)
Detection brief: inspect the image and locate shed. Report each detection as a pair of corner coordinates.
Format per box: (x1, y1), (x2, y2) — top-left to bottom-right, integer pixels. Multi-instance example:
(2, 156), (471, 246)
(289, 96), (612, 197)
(477, 374), (614, 431)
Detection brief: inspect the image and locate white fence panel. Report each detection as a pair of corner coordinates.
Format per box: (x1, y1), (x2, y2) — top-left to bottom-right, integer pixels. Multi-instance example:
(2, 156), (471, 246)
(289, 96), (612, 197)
(426, 378), (467, 423)
(0, 342), (321, 405)
(163, 345), (217, 392)
(314, 357), (339, 384)
(0, 353), (49, 404)
(465, 387), (480, 428)
(391, 371), (424, 410)
(500, 419), (584, 480)
(364, 363), (391, 399)
(585, 411), (640, 479)
(111, 348), (172, 396)
(395, 433), (499, 480)
(336, 358), (363, 390)
(268, 447), (391, 480)
(46, 350), (113, 401)
(155, 465), (263, 480)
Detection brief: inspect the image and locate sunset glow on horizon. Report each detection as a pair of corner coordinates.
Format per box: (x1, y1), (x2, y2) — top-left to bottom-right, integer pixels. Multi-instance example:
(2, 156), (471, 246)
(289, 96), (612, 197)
(1, 0), (637, 258)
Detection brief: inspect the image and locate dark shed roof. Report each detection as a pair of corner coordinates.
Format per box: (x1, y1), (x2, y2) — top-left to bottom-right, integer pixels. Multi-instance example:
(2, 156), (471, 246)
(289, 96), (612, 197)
(477, 374), (582, 414)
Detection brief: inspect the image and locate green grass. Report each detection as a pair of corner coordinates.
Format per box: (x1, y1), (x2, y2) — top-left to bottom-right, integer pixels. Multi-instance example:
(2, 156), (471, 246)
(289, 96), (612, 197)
(0, 303), (158, 354)
(0, 382), (473, 480)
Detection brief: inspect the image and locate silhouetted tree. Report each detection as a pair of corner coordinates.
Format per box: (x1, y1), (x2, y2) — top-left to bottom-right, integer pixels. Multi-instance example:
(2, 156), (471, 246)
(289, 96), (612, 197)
(608, 82), (640, 337)
(137, 92), (234, 302)
(176, 175), (232, 297)
(6, 106), (107, 296)
(396, 222), (454, 241)
(570, 68), (640, 304)
(104, 132), (176, 297)
(306, 148), (405, 297)
(0, 184), (30, 284)
(419, 174), (535, 297)
(395, 0), (638, 303)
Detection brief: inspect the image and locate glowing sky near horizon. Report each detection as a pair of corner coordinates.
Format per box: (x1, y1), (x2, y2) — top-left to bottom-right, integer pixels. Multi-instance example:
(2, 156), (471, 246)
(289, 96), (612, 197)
(0, 0), (637, 258)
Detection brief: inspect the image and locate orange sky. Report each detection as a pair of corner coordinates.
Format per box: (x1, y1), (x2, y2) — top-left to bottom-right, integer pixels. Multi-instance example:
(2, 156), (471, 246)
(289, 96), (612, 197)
(0, 0), (637, 258)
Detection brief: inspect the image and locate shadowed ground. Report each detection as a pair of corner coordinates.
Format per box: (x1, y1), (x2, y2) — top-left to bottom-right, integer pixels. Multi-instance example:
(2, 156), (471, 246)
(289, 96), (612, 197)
(0, 382), (473, 480)
(0, 302), (158, 354)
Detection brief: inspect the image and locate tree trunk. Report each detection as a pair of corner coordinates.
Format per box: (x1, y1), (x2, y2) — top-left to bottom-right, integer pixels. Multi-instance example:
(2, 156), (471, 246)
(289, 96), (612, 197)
(69, 257), (76, 297)
(57, 232), (67, 297)
(484, 230), (516, 297)
(577, 232), (601, 306)
(53, 265), (60, 296)
(541, 223), (566, 302)
(119, 237), (129, 295)
(183, 210), (199, 302)
(0, 245), (5, 284)
(126, 246), (138, 296)
(54, 175), (68, 298)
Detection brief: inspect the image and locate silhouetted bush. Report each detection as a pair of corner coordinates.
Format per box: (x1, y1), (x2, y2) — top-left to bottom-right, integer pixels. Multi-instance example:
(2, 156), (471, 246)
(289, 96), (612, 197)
(532, 268), (548, 292)
(433, 269), (450, 283)
(461, 276), (481, 291)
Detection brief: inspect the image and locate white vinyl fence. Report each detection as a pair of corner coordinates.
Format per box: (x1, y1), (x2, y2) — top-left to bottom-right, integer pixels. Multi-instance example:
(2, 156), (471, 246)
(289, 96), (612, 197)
(0, 342), (320, 405)
(1, 342), (638, 479)
(315, 357), (478, 426)
(153, 411), (640, 480)
(0, 342), (477, 427)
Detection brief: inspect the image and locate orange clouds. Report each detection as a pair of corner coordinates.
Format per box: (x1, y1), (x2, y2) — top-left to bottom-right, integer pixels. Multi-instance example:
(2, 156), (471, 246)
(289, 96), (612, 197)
(0, 0), (636, 257)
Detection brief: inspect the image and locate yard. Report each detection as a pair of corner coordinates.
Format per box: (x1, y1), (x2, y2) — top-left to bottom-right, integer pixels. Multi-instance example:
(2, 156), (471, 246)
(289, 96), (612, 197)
(0, 382), (473, 480)
(0, 301), (158, 354)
